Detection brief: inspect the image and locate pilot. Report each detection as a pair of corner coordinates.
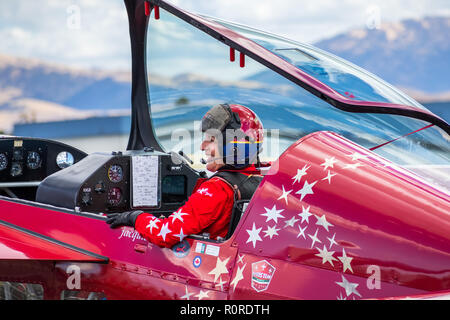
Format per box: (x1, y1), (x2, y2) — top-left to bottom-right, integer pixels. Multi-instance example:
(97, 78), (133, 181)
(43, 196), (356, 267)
(106, 103), (264, 248)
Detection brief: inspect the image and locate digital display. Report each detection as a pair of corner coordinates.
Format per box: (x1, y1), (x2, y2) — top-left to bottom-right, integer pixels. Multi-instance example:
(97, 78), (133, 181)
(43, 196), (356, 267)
(162, 175), (187, 203)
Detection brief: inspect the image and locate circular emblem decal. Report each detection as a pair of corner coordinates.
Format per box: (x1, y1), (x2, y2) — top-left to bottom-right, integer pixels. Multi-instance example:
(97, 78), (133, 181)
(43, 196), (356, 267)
(172, 240), (190, 258)
(193, 256), (202, 268)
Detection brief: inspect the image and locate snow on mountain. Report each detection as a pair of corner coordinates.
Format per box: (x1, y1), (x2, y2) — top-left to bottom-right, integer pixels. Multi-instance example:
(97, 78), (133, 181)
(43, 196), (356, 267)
(314, 16), (450, 94)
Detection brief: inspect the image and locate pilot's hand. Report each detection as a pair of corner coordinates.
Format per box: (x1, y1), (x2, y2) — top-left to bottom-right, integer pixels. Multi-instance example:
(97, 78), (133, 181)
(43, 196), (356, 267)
(106, 210), (144, 229)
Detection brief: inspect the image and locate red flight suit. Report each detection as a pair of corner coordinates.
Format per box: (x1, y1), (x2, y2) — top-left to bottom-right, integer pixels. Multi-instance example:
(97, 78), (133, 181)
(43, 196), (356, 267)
(134, 166), (260, 248)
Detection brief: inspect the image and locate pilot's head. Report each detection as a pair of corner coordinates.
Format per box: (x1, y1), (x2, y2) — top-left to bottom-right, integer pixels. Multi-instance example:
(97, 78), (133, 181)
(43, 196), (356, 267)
(200, 103), (263, 172)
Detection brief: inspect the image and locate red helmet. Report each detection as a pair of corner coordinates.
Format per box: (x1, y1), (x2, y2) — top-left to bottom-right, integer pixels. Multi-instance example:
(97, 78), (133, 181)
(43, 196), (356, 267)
(229, 104), (263, 143)
(201, 103), (263, 167)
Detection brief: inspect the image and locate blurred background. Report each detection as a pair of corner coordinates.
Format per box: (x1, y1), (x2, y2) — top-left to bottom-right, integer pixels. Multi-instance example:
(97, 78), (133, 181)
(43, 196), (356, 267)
(0, 0), (449, 155)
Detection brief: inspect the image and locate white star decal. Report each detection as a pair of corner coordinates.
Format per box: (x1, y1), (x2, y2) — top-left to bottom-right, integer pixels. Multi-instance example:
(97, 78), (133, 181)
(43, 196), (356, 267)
(181, 285), (195, 300)
(291, 164), (310, 185)
(246, 223), (263, 248)
(197, 188), (213, 197)
(296, 180), (317, 201)
(157, 222), (172, 241)
(315, 214), (333, 232)
(336, 275), (361, 298)
(277, 185), (292, 205)
(297, 225), (307, 239)
(315, 245), (338, 267)
(348, 152), (368, 161)
(337, 292), (347, 300)
(215, 276), (226, 291)
(343, 163), (364, 170)
(263, 225), (280, 239)
(145, 218), (160, 234)
(321, 157), (338, 170)
(322, 170), (337, 184)
(338, 248), (354, 273)
(298, 205), (313, 224)
(208, 256), (230, 283)
(327, 233), (338, 249)
(261, 205), (285, 224)
(308, 228), (322, 248)
(284, 215), (299, 229)
(170, 208), (189, 223)
(237, 254), (244, 265)
(174, 227), (187, 242)
(196, 290), (210, 300)
(230, 263), (246, 292)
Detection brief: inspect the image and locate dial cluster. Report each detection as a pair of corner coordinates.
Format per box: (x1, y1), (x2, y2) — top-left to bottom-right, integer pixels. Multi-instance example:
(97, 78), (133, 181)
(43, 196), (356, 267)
(0, 138), (86, 184)
(77, 157), (130, 212)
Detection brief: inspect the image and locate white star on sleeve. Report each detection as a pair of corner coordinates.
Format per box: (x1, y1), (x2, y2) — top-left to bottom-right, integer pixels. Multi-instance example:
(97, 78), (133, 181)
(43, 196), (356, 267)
(296, 180), (317, 201)
(157, 222), (172, 241)
(277, 185), (292, 205)
(146, 218), (160, 234)
(170, 208), (189, 223)
(174, 227), (187, 242)
(261, 205), (285, 224)
(246, 223), (262, 248)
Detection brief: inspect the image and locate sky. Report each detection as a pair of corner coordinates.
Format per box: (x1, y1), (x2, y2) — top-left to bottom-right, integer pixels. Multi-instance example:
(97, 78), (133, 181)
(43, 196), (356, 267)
(0, 0), (449, 71)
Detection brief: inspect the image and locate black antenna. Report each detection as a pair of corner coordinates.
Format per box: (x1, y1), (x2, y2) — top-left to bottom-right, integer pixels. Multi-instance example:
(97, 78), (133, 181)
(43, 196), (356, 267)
(124, 0), (164, 151)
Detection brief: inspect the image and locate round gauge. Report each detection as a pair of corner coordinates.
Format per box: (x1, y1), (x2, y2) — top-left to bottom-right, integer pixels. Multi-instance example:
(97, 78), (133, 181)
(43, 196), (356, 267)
(56, 151), (74, 169)
(108, 165), (123, 183)
(107, 187), (122, 206)
(26, 151), (41, 170)
(0, 153), (7, 171)
(10, 162), (23, 177)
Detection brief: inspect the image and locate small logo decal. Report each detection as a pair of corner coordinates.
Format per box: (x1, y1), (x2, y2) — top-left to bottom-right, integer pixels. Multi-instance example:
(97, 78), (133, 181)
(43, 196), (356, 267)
(195, 242), (206, 254)
(172, 240), (190, 258)
(193, 256), (202, 268)
(251, 260), (276, 292)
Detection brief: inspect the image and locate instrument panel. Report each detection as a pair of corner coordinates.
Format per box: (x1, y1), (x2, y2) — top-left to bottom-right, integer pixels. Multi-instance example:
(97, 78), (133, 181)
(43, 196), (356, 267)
(36, 150), (202, 215)
(0, 137), (87, 185)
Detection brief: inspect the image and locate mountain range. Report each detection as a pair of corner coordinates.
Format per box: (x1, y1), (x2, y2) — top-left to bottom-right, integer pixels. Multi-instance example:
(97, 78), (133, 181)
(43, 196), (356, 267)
(314, 16), (450, 95)
(0, 16), (449, 133)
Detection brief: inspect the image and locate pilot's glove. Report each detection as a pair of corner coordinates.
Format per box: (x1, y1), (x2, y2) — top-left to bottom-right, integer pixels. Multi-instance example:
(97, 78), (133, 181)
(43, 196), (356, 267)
(106, 210), (144, 229)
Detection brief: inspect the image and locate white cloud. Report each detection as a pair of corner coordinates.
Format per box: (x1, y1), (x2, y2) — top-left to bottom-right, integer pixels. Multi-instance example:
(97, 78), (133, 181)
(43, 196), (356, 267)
(0, 0), (448, 70)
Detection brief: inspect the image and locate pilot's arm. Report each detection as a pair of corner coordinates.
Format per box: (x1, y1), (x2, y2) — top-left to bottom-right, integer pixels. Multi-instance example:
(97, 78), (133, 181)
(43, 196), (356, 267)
(106, 178), (234, 248)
